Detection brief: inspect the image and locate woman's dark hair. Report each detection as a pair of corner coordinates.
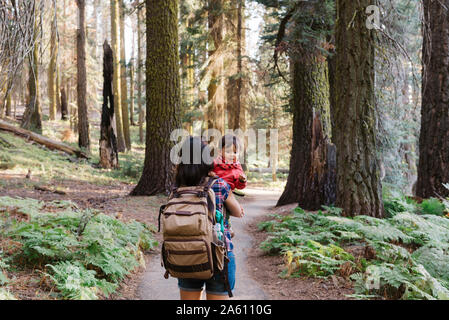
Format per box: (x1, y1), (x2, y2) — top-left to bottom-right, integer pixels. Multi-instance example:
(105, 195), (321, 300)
(175, 136), (214, 187)
(221, 134), (241, 152)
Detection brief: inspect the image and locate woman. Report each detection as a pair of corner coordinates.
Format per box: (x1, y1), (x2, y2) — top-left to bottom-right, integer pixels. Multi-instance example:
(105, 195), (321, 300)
(175, 136), (244, 300)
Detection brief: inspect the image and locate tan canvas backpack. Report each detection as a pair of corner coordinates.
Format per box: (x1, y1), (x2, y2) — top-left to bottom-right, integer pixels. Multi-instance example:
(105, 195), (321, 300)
(158, 177), (232, 296)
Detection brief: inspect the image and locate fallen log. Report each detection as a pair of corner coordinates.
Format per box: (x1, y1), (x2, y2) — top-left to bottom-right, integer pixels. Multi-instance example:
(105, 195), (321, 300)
(34, 185), (67, 195)
(0, 119), (89, 159)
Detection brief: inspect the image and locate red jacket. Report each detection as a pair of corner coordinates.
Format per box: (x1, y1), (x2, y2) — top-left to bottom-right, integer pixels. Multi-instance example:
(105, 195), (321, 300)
(212, 156), (247, 190)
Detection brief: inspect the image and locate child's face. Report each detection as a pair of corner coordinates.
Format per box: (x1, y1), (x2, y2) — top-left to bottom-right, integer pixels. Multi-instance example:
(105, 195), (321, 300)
(222, 145), (237, 163)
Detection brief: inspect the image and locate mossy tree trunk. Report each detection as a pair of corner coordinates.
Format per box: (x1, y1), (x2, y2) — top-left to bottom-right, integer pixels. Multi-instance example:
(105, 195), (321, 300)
(131, 0), (181, 196)
(111, 0), (126, 152)
(76, 0), (91, 151)
(334, 0), (384, 218)
(277, 56), (336, 209)
(416, 0), (449, 198)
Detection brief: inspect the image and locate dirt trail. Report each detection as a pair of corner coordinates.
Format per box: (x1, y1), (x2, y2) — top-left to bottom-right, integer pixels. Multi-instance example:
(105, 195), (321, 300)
(137, 188), (281, 300)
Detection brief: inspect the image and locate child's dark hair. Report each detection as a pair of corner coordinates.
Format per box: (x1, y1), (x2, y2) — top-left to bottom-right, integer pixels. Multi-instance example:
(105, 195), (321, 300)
(176, 136), (214, 187)
(221, 134), (241, 152)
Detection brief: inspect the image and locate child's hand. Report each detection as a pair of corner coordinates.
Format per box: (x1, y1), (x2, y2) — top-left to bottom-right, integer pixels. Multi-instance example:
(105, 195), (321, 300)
(238, 174), (247, 183)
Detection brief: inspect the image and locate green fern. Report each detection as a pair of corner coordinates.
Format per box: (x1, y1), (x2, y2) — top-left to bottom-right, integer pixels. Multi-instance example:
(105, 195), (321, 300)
(0, 196), (157, 300)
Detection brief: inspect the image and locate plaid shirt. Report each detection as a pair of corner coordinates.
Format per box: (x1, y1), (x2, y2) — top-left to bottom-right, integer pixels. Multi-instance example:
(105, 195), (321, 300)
(212, 178), (234, 252)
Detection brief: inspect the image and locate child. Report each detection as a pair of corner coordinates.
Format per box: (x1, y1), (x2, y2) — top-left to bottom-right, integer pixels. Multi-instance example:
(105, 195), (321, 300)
(212, 135), (247, 238)
(212, 135), (247, 192)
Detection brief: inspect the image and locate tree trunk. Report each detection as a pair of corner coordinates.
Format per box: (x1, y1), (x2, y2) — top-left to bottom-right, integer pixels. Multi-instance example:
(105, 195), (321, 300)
(120, 0), (131, 150)
(334, 0), (384, 218)
(76, 0), (90, 151)
(56, 64), (61, 114)
(226, 0), (246, 131)
(131, 0), (181, 196)
(111, 0), (126, 152)
(417, 0), (449, 198)
(21, 14), (42, 134)
(207, 0), (225, 134)
(48, 11), (58, 121)
(5, 83), (12, 117)
(60, 87), (68, 120)
(137, 6), (144, 144)
(277, 57), (336, 209)
(129, 60), (135, 126)
(100, 41), (119, 169)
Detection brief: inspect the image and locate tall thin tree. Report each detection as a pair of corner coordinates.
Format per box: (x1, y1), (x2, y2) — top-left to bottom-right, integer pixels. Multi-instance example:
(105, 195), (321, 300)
(120, 0), (131, 150)
(76, 0), (90, 151)
(111, 0), (126, 152)
(22, 1), (42, 134)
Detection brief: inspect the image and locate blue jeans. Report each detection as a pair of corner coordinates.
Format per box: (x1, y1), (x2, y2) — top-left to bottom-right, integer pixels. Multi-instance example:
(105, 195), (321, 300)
(178, 251), (236, 296)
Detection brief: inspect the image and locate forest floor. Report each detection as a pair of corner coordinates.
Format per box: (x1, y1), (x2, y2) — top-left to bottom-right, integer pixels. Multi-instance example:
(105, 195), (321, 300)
(0, 117), (353, 300)
(0, 166), (353, 299)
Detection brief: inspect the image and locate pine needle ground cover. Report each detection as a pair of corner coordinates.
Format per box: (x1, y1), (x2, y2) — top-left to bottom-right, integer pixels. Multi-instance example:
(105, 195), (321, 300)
(0, 196), (157, 300)
(259, 190), (449, 300)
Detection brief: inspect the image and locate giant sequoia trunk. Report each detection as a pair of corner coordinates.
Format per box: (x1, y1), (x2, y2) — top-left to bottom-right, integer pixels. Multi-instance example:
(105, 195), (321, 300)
(131, 0), (181, 196)
(416, 0), (449, 198)
(334, 0), (384, 217)
(277, 57), (336, 209)
(76, 0), (90, 151)
(99, 42), (119, 169)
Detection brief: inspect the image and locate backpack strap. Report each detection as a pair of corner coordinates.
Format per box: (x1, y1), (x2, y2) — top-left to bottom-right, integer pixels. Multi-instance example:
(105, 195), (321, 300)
(158, 204), (167, 232)
(203, 176), (218, 192)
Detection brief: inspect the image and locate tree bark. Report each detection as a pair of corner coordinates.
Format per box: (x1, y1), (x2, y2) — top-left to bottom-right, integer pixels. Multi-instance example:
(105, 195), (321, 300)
(131, 0), (181, 196)
(120, 0), (131, 150)
(207, 0), (225, 134)
(100, 41), (119, 169)
(137, 6), (144, 144)
(226, 0), (246, 131)
(5, 83), (12, 117)
(129, 60), (135, 126)
(111, 0), (126, 152)
(277, 57), (336, 209)
(416, 0), (449, 198)
(21, 13), (42, 134)
(334, 0), (384, 218)
(76, 0), (90, 151)
(60, 87), (68, 121)
(48, 10), (58, 121)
